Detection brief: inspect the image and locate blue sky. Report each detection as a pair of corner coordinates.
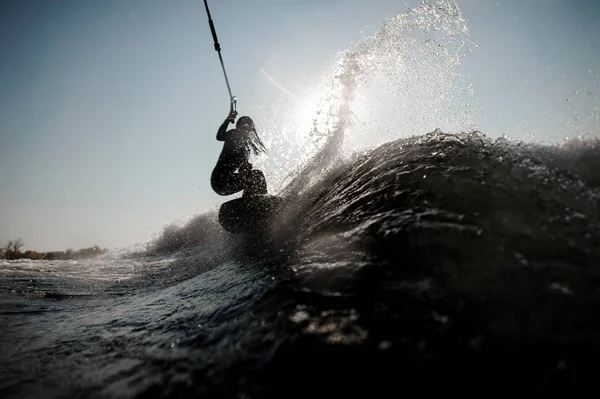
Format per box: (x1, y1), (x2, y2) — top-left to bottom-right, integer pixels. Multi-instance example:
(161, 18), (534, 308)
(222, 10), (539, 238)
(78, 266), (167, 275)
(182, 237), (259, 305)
(0, 0), (598, 251)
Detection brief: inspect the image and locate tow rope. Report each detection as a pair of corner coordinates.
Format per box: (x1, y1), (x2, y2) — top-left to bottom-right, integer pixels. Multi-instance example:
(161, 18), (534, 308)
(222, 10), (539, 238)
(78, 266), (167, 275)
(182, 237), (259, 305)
(203, 0), (237, 113)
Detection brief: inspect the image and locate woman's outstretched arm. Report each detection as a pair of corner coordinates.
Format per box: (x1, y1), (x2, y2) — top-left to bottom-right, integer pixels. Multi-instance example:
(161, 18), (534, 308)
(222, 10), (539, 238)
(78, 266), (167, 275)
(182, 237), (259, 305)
(216, 117), (232, 141)
(216, 108), (237, 141)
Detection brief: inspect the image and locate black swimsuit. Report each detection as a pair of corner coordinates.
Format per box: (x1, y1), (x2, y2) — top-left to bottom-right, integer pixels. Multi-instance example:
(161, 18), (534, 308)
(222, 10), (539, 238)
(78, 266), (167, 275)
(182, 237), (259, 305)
(211, 129), (250, 196)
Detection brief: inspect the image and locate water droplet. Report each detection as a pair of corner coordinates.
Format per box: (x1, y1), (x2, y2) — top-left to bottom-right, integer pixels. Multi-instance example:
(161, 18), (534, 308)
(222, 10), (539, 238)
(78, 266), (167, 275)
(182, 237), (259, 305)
(432, 311), (449, 324)
(514, 253), (529, 266)
(549, 283), (572, 295)
(379, 340), (393, 350)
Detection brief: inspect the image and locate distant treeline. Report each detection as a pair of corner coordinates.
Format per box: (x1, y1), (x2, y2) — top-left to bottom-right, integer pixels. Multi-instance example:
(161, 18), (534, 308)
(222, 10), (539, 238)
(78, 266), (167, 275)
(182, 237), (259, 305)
(0, 238), (108, 261)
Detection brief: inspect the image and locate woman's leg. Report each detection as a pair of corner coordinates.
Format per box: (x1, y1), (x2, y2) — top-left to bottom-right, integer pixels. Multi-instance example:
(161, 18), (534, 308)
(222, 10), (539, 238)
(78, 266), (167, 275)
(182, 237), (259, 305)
(242, 169), (268, 197)
(211, 168), (246, 196)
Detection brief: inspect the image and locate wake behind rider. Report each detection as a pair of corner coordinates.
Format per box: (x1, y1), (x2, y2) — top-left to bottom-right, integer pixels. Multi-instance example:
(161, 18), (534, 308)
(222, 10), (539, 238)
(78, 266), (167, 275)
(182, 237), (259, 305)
(211, 107), (269, 198)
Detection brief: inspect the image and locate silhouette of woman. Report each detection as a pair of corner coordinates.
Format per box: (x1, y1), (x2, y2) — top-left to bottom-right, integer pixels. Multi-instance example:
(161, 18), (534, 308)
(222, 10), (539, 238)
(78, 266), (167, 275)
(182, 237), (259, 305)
(211, 108), (268, 197)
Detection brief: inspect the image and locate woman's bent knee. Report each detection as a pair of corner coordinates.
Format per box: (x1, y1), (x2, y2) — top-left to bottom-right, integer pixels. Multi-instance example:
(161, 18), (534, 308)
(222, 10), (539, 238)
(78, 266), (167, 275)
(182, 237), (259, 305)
(211, 171), (243, 196)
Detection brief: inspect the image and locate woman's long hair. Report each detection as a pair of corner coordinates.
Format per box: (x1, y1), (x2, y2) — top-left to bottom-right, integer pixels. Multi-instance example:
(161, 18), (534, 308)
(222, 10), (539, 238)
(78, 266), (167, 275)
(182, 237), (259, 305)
(237, 116), (267, 156)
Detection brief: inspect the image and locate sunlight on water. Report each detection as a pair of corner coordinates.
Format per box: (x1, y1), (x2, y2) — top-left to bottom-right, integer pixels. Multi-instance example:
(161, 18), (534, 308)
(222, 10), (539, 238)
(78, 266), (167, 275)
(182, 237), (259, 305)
(255, 0), (478, 195)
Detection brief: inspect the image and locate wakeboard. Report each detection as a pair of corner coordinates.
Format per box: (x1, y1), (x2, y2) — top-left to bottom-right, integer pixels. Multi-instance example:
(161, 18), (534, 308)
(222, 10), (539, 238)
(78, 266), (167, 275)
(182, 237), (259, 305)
(218, 194), (282, 234)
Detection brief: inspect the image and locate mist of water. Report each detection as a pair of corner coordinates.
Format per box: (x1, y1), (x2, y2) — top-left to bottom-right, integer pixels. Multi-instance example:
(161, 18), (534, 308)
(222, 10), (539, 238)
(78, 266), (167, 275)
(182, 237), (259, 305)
(254, 0), (478, 195)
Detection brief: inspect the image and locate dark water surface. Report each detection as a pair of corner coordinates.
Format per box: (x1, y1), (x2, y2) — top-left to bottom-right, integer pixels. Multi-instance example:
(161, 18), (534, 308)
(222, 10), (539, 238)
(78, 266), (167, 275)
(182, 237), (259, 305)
(2, 132), (600, 397)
